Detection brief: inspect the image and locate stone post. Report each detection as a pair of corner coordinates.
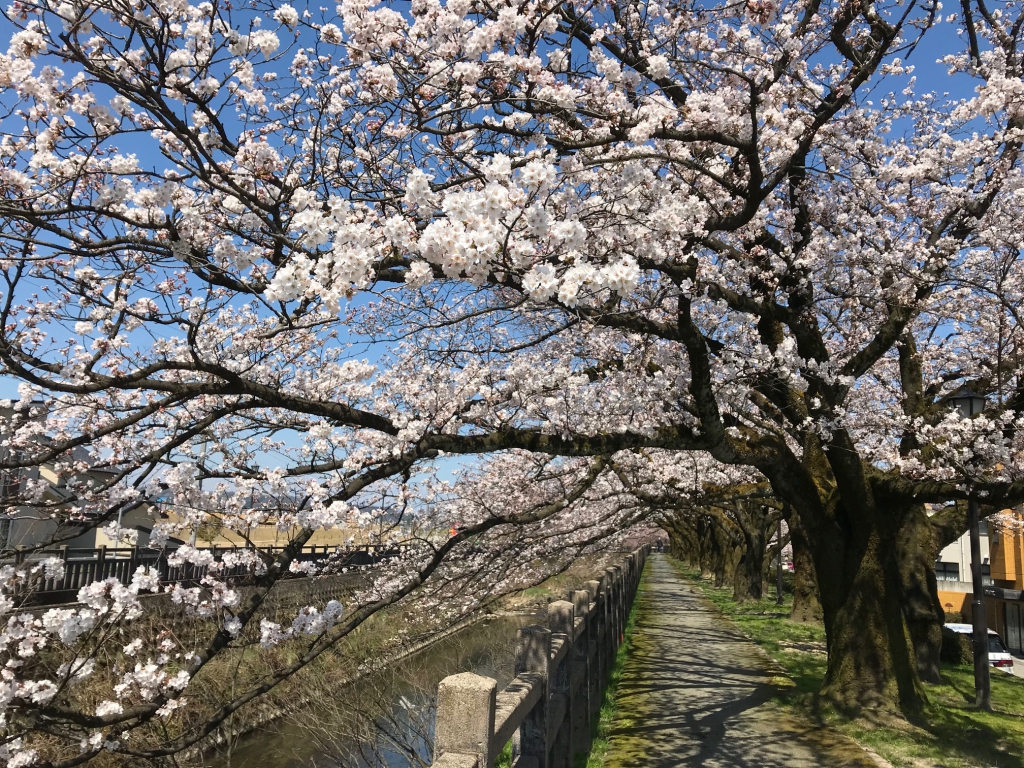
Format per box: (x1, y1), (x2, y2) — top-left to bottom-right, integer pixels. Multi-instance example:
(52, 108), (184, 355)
(603, 567), (618, 656)
(598, 573), (612, 682)
(611, 566), (624, 647)
(570, 589), (592, 759)
(548, 600), (575, 768)
(514, 625), (551, 768)
(584, 579), (603, 721)
(435, 673), (497, 768)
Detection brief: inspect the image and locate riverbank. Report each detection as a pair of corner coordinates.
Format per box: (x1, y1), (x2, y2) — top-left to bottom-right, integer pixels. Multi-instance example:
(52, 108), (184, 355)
(199, 610), (496, 762)
(204, 552), (625, 765)
(669, 556), (1024, 768)
(212, 611), (535, 767)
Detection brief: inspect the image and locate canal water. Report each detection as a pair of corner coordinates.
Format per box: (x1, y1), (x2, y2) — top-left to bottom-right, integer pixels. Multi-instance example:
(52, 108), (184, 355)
(207, 614), (537, 768)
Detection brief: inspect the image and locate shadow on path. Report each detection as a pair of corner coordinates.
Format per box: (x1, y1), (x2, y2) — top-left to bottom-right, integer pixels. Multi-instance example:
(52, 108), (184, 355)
(603, 554), (878, 768)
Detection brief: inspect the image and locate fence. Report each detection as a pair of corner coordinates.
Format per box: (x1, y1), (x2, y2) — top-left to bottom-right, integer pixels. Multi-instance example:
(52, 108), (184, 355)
(7, 543), (402, 606)
(430, 545), (650, 768)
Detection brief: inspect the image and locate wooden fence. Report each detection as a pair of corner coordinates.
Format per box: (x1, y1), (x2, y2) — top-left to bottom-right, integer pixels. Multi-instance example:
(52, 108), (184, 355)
(7, 543), (402, 606)
(430, 545), (650, 768)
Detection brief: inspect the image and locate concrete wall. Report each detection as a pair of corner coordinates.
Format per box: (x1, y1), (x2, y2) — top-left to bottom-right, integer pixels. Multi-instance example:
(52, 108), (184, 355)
(937, 528), (990, 586)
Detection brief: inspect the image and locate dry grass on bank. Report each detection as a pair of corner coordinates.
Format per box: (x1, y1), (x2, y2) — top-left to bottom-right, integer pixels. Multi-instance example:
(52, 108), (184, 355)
(499, 553), (622, 614)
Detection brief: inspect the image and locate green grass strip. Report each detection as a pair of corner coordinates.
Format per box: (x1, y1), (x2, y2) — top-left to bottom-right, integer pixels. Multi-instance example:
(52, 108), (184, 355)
(578, 566), (646, 768)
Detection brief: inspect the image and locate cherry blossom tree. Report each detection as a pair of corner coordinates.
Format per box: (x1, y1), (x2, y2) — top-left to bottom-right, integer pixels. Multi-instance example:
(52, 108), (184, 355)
(2, 0), (1024, 759)
(658, 488), (782, 602)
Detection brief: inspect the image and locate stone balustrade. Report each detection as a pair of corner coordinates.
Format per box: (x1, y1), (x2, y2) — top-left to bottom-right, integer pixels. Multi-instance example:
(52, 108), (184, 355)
(430, 545), (650, 768)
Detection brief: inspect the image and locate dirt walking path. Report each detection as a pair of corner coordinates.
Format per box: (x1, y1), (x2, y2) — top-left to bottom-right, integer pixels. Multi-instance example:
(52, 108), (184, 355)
(602, 553), (881, 768)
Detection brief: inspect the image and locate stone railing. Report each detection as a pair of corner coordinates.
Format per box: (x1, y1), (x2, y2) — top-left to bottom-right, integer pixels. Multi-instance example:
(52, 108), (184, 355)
(430, 545), (650, 768)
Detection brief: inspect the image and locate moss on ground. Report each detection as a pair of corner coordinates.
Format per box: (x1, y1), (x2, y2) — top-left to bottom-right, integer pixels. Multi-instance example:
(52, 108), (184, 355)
(669, 556), (1024, 768)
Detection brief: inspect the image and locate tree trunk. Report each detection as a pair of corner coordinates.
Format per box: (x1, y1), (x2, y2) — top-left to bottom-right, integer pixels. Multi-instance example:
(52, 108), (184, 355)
(662, 518), (699, 567)
(733, 523), (766, 602)
(806, 499), (925, 715)
(715, 518), (740, 589)
(766, 435), (925, 715)
(713, 533), (728, 588)
(788, 511), (823, 624)
(696, 516), (714, 580)
(732, 548), (765, 602)
(698, 516), (730, 586)
(896, 504), (945, 684)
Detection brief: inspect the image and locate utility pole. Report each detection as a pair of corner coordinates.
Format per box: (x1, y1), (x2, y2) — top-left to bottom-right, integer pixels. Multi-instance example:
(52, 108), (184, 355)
(968, 497), (991, 710)
(950, 387), (991, 711)
(776, 518), (784, 605)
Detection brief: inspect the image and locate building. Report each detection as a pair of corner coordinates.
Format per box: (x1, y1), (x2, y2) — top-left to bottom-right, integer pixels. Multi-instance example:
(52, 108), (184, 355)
(935, 508), (1024, 654)
(1, 453), (159, 552)
(985, 510), (1024, 653)
(935, 518), (992, 621)
(1, 400), (161, 553)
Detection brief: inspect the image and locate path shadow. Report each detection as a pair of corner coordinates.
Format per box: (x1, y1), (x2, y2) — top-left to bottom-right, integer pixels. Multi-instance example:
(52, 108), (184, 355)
(602, 556), (877, 768)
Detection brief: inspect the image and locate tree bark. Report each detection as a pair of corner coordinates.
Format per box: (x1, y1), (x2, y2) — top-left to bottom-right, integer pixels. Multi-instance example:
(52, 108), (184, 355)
(712, 520), (729, 588)
(896, 503), (946, 684)
(732, 546), (764, 602)
(803, 498), (925, 714)
(765, 435), (926, 715)
(732, 502), (768, 602)
(696, 516), (729, 585)
(788, 511), (823, 623)
(662, 516), (699, 567)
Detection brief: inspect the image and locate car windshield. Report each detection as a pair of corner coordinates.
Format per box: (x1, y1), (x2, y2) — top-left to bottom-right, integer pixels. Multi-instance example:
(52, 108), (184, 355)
(989, 635), (1008, 654)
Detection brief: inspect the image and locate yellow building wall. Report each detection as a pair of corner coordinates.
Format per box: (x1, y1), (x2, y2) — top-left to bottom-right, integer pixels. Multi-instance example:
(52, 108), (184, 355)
(154, 509), (376, 550)
(990, 511), (1024, 589)
(194, 525), (365, 549)
(937, 589), (970, 617)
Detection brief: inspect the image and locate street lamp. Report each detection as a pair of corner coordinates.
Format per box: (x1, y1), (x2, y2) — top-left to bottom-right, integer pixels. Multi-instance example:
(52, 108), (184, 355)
(949, 386), (991, 711)
(950, 388), (987, 419)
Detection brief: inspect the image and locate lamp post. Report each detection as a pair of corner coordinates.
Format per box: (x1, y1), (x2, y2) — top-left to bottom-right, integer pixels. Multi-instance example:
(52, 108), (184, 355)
(950, 387), (991, 711)
(776, 517), (784, 606)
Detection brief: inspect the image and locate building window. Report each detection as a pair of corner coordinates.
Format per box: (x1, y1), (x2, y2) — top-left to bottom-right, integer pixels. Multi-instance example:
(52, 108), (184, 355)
(0, 469), (21, 499)
(983, 564), (994, 587)
(935, 562), (960, 581)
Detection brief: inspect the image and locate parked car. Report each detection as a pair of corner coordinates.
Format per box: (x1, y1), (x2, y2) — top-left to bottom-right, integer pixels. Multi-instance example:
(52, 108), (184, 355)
(944, 623), (1015, 671)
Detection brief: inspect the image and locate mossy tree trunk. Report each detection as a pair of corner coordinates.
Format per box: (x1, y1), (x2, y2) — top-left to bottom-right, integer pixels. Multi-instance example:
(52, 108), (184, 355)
(732, 547), (764, 602)
(711, 519), (730, 588)
(731, 501), (774, 603)
(662, 515), (700, 568)
(896, 503), (946, 684)
(695, 515), (730, 586)
(800, 498), (925, 713)
(788, 509), (823, 624)
(765, 436), (926, 715)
